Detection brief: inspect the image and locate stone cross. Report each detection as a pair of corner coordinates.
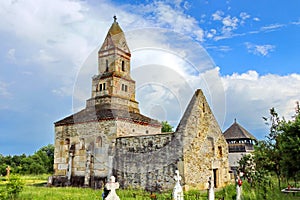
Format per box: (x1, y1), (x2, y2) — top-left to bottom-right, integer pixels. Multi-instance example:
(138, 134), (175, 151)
(105, 176), (120, 200)
(6, 166), (10, 177)
(172, 170), (184, 200)
(208, 176), (215, 200)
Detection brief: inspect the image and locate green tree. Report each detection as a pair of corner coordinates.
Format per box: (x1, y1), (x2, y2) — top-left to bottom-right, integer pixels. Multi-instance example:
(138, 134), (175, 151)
(161, 121), (173, 132)
(261, 107), (283, 189)
(278, 102), (300, 185)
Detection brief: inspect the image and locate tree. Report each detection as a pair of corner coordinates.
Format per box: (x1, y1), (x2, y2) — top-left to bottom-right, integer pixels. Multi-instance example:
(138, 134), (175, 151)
(278, 102), (300, 185)
(258, 103), (300, 189)
(261, 107), (283, 189)
(161, 121), (173, 132)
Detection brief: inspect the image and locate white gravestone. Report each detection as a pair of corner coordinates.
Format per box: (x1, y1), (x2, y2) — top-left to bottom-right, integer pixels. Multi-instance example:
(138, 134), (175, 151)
(105, 176), (120, 200)
(208, 177), (215, 200)
(172, 170), (184, 200)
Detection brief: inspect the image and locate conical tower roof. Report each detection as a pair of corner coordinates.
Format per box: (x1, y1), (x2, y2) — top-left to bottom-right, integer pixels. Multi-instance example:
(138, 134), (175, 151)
(99, 16), (130, 53)
(108, 16), (123, 35)
(223, 119), (256, 140)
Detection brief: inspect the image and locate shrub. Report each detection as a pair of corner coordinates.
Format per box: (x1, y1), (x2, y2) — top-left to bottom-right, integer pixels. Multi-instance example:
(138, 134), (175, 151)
(1, 175), (25, 199)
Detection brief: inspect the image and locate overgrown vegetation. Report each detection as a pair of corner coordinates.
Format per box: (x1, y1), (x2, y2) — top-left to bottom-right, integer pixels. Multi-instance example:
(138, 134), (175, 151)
(237, 102), (300, 195)
(0, 175), (25, 199)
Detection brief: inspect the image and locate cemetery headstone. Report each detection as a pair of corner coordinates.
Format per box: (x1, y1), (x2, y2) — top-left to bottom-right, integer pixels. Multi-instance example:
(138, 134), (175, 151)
(104, 176), (120, 200)
(172, 170), (184, 200)
(6, 166), (10, 177)
(208, 176), (215, 200)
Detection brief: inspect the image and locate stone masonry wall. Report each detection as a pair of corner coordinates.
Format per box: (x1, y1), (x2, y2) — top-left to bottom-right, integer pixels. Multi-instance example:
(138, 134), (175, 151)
(176, 89), (230, 190)
(114, 133), (182, 191)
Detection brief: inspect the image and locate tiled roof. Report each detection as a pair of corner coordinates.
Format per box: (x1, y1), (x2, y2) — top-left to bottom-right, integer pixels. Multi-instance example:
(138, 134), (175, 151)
(54, 108), (161, 127)
(223, 120), (256, 140)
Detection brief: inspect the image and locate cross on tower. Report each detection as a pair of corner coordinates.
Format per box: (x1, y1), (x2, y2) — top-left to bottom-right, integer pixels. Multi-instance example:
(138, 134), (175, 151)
(113, 15), (117, 22)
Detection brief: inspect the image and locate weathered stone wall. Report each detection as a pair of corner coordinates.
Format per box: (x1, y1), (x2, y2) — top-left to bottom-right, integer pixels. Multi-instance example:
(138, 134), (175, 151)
(176, 89), (230, 190)
(54, 118), (162, 187)
(116, 121), (161, 137)
(114, 133), (182, 191)
(54, 120), (117, 178)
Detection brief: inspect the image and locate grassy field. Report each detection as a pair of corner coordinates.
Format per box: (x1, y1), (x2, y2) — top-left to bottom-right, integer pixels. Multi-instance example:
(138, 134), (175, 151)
(1, 175), (300, 199)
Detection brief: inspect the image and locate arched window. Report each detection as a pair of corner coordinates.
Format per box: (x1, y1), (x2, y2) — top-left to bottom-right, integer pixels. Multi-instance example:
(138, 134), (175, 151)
(121, 61), (125, 71)
(106, 60), (109, 72)
(96, 136), (102, 147)
(99, 84), (102, 91)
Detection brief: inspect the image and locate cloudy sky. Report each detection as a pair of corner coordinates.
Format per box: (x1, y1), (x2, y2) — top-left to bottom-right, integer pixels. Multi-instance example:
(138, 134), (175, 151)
(1, 0), (299, 155)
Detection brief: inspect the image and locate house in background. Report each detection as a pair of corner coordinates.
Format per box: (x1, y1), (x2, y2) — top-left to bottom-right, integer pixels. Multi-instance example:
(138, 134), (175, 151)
(223, 119), (257, 173)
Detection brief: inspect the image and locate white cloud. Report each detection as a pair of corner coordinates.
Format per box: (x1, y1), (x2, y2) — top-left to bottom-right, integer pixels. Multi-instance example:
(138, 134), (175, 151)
(212, 10), (224, 21)
(253, 17), (260, 22)
(245, 42), (275, 56)
(261, 23), (285, 32)
(222, 71), (300, 137)
(139, 1), (205, 42)
(6, 48), (16, 62)
(291, 19), (300, 25)
(0, 81), (11, 98)
(240, 12), (250, 20)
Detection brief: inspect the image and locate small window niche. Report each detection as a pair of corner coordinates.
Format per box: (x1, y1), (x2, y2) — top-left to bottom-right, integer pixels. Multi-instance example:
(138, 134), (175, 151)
(105, 60), (109, 72)
(121, 61), (125, 71)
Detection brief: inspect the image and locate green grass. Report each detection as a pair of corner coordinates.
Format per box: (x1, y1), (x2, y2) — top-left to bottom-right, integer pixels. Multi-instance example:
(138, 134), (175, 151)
(1, 175), (300, 199)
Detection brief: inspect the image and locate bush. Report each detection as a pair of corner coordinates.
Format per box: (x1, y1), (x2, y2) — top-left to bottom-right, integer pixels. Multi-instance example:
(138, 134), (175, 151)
(0, 175), (25, 199)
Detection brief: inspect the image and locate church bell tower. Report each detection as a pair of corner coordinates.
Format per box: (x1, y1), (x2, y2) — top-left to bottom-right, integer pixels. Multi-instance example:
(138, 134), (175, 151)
(86, 16), (139, 113)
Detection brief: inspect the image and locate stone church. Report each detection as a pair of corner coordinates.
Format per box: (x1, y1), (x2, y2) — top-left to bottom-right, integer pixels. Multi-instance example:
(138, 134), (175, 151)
(53, 17), (230, 191)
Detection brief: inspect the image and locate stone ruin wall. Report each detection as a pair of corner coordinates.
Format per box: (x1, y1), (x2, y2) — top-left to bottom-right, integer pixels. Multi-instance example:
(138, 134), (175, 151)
(114, 133), (183, 191)
(53, 118), (162, 188)
(176, 90), (230, 190)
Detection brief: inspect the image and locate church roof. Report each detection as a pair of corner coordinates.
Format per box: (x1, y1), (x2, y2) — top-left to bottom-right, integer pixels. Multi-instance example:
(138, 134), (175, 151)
(54, 108), (161, 127)
(223, 120), (256, 140)
(108, 16), (123, 35)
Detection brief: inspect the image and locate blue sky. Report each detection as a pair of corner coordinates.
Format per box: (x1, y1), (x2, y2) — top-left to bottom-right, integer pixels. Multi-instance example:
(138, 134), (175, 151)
(0, 0), (299, 155)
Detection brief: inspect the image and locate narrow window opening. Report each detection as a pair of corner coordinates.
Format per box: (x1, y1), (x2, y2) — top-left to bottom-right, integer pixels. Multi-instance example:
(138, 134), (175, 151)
(103, 83), (106, 90)
(99, 84), (102, 91)
(121, 61), (125, 71)
(218, 146), (222, 157)
(106, 60), (109, 72)
(65, 138), (70, 145)
(125, 85), (128, 92)
(121, 84), (124, 91)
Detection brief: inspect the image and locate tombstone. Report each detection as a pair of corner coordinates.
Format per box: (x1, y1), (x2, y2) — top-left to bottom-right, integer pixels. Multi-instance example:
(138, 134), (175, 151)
(236, 176), (242, 200)
(104, 176), (120, 200)
(47, 176), (53, 186)
(67, 152), (74, 184)
(172, 170), (184, 200)
(208, 176), (215, 200)
(6, 166), (11, 177)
